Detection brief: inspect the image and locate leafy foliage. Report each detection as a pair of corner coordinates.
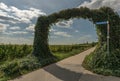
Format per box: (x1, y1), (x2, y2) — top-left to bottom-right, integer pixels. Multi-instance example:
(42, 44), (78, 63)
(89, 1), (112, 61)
(50, 44), (93, 52)
(0, 44), (32, 62)
(0, 56), (40, 80)
(33, 6), (120, 76)
(0, 43), (94, 81)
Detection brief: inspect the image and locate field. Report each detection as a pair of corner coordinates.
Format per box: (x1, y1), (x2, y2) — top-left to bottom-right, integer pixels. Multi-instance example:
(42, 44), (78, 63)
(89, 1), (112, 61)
(0, 43), (96, 81)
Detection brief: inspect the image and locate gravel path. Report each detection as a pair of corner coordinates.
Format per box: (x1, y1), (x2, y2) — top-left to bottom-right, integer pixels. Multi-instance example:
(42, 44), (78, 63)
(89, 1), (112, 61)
(10, 47), (120, 81)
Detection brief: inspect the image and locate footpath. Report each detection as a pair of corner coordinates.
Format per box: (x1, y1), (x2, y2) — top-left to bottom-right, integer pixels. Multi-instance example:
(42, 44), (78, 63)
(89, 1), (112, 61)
(10, 47), (120, 81)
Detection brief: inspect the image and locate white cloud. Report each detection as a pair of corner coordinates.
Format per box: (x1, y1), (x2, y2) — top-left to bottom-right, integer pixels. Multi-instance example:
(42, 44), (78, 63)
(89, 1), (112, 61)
(79, 35), (92, 41)
(32, 33), (34, 35)
(26, 25), (57, 32)
(12, 31), (28, 34)
(56, 19), (73, 28)
(79, 0), (120, 12)
(54, 31), (72, 37)
(3, 31), (28, 35)
(0, 36), (33, 44)
(0, 2), (46, 23)
(0, 2), (10, 11)
(0, 19), (6, 22)
(9, 21), (18, 24)
(75, 30), (79, 32)
(26, 24), (35, 31)
(0, 19), (17, 24)
(9, 26), (21, 30)
(49, 36), (58, 38)
(0, 23), (9, 32)
(49, 28), (56, 32)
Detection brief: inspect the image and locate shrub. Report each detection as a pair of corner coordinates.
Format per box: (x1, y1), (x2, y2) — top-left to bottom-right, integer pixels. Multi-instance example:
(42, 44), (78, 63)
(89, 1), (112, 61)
(0, 55), (41, 79)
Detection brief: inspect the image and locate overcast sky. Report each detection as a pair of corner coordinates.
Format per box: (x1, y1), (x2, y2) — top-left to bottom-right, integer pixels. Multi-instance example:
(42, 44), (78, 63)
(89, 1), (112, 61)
(0, 0), (120, 45)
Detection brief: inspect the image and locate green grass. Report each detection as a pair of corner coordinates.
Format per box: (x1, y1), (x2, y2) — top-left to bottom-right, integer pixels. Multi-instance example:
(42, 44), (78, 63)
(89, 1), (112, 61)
(53, 48), (89, 61)
(0, 43), (95, 81)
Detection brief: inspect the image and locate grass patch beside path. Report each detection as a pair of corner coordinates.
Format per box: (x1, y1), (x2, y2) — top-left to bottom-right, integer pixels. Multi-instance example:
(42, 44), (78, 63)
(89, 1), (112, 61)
(0, 46), (93, 81)
(53, 47), (90, 61)
(82, 47), (120, 77)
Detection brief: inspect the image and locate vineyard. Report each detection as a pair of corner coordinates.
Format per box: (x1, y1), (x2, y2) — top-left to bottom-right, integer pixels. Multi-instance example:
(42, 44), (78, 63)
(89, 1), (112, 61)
(0, 43), (96, 81)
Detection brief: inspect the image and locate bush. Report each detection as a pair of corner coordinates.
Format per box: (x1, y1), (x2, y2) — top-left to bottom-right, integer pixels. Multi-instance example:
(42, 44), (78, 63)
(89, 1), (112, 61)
(0, 60), (20, 77)
(0, 56), (41, 79)
(93, 68), (113, 76)
(113, 69), (120, 77)
(0, 44), (32, 62)
(82, 44), (120, 76)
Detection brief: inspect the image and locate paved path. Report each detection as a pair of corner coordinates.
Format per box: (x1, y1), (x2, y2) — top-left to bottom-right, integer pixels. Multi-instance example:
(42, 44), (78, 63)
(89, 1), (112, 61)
(10, 47), (120, 81)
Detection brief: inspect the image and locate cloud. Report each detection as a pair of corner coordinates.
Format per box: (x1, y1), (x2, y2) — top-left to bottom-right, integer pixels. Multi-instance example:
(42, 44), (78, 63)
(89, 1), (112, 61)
(3, 31), (28, 35)
(49, 36), (58, 38)
(0, 16), (18, 24)
(26, 24), (35, 31)
(75, 30), (79, 32)
(0, 2), (46, 24)
(9, 26), (21, 30)
(12, 31), (28, 34)
(0, 23), (9, 32)
(26, 25), (57, 32)
(56, 19), (73, 28)
(54, 31), (72, 37)
(0, 15), (18, 22)
(49, 28), (56, 32)
(0, 2), (10, 11)
(79, 35), (92, 41)
(0, 36), (33, 44)
(79, 0), (120, 12)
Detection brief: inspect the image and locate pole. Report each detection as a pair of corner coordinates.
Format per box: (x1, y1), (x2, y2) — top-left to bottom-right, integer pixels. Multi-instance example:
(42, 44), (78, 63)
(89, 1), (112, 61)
(107, 21), (110, 55)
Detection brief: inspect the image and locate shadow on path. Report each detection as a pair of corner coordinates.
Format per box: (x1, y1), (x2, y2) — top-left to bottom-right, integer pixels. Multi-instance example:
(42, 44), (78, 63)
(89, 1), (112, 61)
(44, 64), (82, 81)
(44, 64), (120, 81)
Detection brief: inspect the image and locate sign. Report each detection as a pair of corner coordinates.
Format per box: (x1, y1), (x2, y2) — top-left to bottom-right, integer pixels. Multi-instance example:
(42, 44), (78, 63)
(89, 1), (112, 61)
(96, 21), (108, 25)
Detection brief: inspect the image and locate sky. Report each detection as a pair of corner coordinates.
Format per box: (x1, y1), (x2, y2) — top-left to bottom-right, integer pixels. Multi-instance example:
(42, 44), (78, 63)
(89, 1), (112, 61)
(0, 0), (120, 45)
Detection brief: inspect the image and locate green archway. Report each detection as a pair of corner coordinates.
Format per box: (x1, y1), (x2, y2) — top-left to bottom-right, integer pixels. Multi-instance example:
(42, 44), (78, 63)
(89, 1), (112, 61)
(33, 7), (120, 73)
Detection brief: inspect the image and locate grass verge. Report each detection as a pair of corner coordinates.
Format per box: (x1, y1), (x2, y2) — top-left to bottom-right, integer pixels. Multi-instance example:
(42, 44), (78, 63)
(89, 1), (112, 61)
(0, 47), (92, 81)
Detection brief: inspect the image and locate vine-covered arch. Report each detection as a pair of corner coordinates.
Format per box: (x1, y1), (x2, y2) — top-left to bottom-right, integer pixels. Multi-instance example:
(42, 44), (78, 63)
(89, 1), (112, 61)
(33, 7), (120, 71)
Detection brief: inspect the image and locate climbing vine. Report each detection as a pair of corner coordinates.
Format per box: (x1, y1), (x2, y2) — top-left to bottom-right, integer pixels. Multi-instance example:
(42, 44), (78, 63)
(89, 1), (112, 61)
(33, 7), (120, 74)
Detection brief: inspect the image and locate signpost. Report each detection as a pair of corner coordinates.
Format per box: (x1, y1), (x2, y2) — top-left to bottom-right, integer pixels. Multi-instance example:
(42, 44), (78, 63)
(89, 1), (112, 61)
(107, 21), (110, 56)
(95, 21), (110, 55)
